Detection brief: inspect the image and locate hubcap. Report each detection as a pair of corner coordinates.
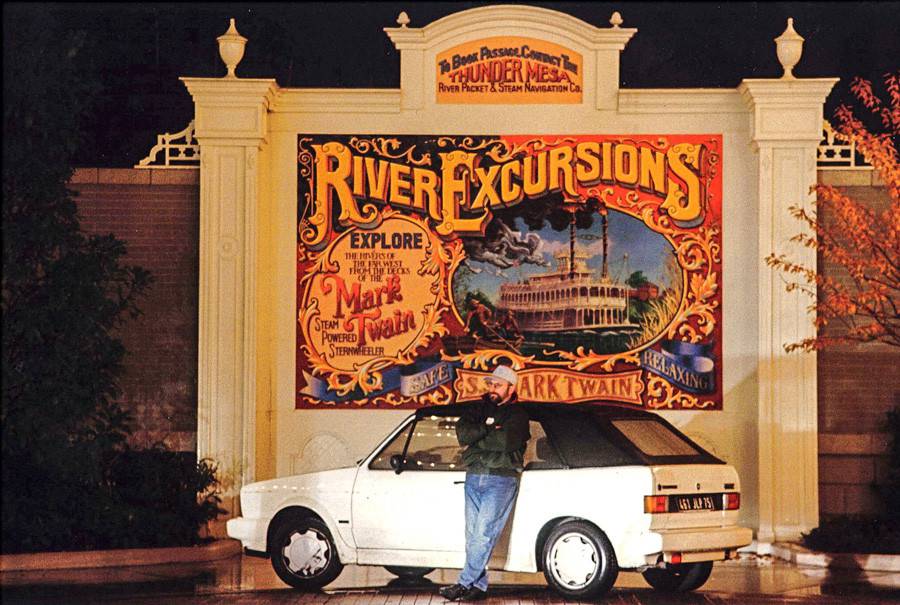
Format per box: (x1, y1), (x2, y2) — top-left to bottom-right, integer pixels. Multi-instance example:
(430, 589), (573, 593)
(549, 532), (600, 589)
(283, 529), (330, 576)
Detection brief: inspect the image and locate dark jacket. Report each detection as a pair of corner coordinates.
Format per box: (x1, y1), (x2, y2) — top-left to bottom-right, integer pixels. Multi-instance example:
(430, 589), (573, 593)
(456, 394), (530, 476)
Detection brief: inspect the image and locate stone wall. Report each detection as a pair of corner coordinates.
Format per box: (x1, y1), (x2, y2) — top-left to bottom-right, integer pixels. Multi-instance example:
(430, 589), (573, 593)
(70, 168), (199, 452)
(816, 169), (898, 517)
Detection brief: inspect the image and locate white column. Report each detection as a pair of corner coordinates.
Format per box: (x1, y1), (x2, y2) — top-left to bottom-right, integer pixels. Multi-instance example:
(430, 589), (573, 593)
(739, 77), (837, 544)
(181, 77), (277, 513)
(382, 23), (425, 110)
(593, 34), (633, 110)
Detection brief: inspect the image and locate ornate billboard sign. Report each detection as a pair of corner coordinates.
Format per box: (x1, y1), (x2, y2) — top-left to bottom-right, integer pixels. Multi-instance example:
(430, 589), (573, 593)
(436, 37), (583, 104)
(297, 134), (722, 410)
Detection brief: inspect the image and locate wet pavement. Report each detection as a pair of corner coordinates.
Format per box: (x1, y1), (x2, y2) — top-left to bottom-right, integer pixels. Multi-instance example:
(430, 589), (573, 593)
(1, 552), (898, 604)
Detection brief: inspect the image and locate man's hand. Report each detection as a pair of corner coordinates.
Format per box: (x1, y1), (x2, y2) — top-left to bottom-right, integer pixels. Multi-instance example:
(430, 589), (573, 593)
(485, 417), (504, 430)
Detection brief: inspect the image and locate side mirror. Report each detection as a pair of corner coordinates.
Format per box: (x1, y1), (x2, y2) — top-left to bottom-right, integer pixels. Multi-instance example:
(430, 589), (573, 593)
(389, 454), (405, 474)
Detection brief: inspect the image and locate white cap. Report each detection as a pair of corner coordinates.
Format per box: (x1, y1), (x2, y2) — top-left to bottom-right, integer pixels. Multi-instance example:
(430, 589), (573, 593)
(486, 364), (518, 387)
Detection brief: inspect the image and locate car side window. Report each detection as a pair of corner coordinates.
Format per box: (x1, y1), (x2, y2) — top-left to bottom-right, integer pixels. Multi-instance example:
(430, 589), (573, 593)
(369, 416), (466, 471)
(405, 416), (465, 471)
(541, 412), (638, 467)
(368, 422), (413, 470)
(523, 421), (564, 471)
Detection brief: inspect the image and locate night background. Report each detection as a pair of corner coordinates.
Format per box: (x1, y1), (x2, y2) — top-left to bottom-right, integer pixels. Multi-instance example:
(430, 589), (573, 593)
(4, 2), (899, 169)
(2, 0), (900, 584)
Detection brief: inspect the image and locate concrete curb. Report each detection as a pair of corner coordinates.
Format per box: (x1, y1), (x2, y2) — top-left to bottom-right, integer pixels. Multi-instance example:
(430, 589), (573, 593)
(772, 541), (900, 572)
(0, 539), (241, 572)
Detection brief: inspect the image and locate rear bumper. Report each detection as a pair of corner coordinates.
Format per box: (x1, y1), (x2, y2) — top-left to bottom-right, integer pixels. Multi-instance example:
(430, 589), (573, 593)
(640, 525), (753, 563)
(225, 517), (268, 553)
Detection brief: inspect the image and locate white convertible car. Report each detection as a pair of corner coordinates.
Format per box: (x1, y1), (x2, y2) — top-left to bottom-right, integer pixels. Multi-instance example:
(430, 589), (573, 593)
(227, 402), (752, 599)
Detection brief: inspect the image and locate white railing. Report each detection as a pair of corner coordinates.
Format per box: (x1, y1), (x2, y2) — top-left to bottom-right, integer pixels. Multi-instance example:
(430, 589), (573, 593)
(133, 119), (859, 171)
(135, 121), (200, 169)
(817, 120), (870, 170)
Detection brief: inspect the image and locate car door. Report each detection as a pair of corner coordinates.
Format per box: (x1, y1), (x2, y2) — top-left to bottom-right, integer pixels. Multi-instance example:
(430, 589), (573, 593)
(352, 414), (466, 553)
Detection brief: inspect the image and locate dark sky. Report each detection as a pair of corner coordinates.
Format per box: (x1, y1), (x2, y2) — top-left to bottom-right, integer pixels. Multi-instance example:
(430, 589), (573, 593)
(5, 2), (899, 167)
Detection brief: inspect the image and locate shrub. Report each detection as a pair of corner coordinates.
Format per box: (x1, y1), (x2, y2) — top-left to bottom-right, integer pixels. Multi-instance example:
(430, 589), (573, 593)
(876, 406), (900, 522)
(802, 405), (900, 554)
(2, 8), (223, 555)
(2, 446), (224, 553)
(802, 515), (900, 555)
(102, 448), (225, 550)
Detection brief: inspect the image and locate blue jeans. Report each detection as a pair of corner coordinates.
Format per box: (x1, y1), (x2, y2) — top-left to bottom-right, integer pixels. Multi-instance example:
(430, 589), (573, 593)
(458, 473), (519, 591)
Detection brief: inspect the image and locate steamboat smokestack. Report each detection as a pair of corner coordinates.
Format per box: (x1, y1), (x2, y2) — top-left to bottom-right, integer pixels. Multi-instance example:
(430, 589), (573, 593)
(601, 207), (609, 280)
(569, 212), (576, 280)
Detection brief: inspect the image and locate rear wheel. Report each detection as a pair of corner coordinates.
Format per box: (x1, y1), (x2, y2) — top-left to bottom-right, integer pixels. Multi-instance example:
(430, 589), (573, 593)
(384, 565), (435, 579)
(270, 516), (343, 590)
(642, 561), (713, 592)
(541, 520), (618, 600)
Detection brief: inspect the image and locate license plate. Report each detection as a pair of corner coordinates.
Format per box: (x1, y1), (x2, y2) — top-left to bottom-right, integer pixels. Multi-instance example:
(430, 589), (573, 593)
(671, 493), (722, 512)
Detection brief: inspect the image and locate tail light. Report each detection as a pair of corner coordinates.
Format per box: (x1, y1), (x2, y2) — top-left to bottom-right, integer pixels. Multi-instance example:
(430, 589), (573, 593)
(644, 495), (668, 513)
(725, 492), (740, 510)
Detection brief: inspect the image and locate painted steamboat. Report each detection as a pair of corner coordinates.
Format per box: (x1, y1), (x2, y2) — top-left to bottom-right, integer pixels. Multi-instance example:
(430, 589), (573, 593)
(496, 209), (637, 334)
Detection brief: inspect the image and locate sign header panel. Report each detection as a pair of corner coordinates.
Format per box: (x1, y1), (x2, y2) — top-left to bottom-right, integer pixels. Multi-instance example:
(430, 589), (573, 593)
(436, 37), (583, 104)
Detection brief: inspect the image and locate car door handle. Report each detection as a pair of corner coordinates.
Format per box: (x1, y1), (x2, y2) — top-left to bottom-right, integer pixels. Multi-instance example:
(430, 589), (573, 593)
(453, 480), (465, 485)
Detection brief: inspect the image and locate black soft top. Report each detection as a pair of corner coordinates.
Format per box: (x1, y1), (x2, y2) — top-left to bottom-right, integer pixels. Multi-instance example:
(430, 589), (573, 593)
(415, 401), (657, 420)
(415, 400), (723, 466)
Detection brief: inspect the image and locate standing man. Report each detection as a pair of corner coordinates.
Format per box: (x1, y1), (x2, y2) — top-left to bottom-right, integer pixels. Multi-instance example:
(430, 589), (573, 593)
(439, 365), (530, 601)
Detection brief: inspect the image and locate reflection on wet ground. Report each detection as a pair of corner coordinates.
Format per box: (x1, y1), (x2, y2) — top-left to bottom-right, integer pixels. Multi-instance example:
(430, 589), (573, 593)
(1, 553), (898, 603)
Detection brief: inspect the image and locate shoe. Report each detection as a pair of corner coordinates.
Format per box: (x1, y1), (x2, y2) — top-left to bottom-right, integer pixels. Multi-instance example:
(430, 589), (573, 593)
(439, 583), (469, 601)
(459, 586), (487, 601)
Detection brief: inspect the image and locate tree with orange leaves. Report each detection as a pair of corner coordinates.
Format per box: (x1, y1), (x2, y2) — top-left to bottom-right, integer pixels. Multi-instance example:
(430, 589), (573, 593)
(766, 73), (900, 352)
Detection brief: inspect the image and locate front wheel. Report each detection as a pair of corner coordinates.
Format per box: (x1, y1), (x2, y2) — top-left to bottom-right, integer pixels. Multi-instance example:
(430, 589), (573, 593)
(541, 520), (618, 600)
(642, 561), (713, 592)
(270, 516), (343, 590)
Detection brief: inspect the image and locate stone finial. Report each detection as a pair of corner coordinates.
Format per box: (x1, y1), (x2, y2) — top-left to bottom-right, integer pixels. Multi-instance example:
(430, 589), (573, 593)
(217, 18), (247, 78)
(775, 18), (804, 80)
(609, 11), (623, 28)
(396, 11), (410, 28)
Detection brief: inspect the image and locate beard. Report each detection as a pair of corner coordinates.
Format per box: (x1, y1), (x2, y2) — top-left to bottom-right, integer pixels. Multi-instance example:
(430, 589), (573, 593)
(482, 392), (501, 405)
